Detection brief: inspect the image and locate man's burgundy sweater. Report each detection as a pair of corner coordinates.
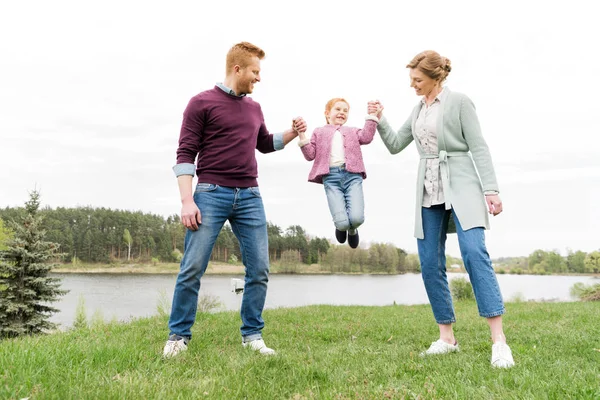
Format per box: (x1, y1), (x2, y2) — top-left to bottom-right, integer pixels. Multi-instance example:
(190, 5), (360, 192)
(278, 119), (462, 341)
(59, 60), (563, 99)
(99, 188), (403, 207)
(176, 86), (277, 187)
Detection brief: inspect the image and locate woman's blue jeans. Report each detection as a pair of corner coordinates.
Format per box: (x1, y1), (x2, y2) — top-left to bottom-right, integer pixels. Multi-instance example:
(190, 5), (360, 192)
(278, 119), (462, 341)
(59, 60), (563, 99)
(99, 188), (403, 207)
(322, 166), (365, 231)
(168, 183), (269, 342)
(418, 205), (505, 324)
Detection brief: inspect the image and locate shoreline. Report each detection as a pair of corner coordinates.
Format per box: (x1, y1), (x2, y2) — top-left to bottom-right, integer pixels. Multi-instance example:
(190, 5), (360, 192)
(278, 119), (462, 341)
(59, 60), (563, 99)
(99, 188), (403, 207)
(50, 262), (600, 277)
(51, 262), (244, 275)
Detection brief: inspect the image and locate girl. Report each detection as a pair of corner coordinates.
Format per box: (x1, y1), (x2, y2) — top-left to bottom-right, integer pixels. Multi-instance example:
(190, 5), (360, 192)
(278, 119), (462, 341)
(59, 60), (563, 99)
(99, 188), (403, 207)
(296, 98), (378, 248)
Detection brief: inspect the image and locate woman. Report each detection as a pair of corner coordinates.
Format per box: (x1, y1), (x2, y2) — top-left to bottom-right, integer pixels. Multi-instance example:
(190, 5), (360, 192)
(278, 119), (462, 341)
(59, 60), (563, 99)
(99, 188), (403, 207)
(369, 50), (514, 368)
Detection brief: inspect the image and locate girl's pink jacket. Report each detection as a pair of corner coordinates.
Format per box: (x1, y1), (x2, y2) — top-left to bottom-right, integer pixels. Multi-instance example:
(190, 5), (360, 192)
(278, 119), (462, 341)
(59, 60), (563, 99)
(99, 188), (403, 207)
(300, 119), (378, 184)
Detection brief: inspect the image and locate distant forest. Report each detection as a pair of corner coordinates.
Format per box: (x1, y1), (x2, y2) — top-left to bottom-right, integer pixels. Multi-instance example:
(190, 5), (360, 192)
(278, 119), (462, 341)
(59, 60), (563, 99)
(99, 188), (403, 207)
(0, 206), (419, 273)
(492, 250), (600, 275)
(1, 206), (598, 275)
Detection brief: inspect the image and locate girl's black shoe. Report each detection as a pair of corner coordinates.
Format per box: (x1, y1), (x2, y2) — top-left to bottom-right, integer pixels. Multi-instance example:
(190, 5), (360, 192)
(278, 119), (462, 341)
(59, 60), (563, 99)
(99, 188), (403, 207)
(348, 231), (359, 249)
(335, 229), (347, 244)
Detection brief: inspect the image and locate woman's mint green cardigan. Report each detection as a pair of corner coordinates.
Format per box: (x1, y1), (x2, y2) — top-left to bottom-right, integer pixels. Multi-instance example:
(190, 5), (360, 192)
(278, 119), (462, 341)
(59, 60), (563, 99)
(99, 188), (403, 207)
(377, 89), (499, 239)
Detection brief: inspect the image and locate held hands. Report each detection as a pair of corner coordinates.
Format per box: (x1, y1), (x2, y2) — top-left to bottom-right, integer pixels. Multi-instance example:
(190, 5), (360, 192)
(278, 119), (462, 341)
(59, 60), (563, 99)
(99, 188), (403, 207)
(292, 117), (307, 139)
(367, 100), (384, 119)
(485, 194), (503, 216)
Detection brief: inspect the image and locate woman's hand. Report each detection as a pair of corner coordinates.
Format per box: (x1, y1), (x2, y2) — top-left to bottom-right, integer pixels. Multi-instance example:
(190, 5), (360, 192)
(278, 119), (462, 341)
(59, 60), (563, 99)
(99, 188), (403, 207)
(485, 194), (503, 216)
(368, 100), (383, 119)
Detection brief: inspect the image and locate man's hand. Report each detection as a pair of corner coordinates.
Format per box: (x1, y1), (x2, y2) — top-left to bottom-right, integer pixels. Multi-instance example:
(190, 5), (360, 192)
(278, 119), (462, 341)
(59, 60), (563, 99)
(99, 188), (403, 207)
(293, 117), (307, 134)
(181, 198), (202, 230)
(485, 194), (503, 216)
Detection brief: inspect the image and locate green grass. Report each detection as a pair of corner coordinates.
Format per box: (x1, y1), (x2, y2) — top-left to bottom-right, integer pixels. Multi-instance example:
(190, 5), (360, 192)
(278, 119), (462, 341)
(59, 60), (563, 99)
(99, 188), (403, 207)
(1, 302), (599, 399)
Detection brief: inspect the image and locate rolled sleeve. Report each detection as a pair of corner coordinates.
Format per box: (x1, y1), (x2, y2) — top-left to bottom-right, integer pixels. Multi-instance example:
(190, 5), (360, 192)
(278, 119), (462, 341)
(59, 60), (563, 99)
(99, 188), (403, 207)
(273, 132), (284, 151)
(173, 163), (196, 177)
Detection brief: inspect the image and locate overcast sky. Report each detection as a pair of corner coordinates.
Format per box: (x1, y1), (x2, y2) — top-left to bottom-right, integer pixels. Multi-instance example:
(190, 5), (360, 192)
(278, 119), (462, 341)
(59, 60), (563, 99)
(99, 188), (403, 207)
(1, 0), (598, 258)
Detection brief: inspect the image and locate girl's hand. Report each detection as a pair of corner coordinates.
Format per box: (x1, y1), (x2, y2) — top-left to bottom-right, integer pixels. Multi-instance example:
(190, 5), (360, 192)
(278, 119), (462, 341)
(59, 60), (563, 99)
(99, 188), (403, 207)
(293, 117), (307, 134)
(368, 100), (383, 119)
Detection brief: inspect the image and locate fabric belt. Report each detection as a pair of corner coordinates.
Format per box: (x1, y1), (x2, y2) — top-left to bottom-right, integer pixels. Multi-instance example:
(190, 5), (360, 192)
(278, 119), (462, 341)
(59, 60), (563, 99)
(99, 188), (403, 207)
(421, 150), (470, 210)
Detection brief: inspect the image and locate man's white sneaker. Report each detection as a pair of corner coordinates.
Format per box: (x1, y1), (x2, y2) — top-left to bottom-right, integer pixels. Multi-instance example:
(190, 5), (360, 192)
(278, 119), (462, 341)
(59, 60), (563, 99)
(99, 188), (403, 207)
(163, 335), (188, 358)
(491, 342), (515, 368)
(242, 338), (276, 355)
(420, 339), (459, 356)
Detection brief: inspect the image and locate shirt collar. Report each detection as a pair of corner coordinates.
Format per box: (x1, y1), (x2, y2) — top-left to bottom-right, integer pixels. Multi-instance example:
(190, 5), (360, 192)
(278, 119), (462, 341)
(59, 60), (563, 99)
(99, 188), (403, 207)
(216, 82), (246, 97)
(421, 86), (447, 104)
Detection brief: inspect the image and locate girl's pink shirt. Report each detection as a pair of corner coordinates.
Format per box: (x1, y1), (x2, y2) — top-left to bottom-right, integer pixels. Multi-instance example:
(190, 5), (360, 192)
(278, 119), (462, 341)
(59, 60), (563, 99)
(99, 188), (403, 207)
(300, 119), (377, 184)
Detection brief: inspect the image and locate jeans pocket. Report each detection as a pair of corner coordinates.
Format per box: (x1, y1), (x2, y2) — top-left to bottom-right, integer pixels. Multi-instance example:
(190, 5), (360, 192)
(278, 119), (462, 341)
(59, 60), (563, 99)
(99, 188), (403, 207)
(248, 186), (261, 198)
(195, 183), (218, 193)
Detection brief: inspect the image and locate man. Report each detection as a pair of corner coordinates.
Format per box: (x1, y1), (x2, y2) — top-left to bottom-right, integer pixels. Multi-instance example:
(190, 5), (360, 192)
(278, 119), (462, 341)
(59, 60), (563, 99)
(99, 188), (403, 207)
(163, 42), (307, 357)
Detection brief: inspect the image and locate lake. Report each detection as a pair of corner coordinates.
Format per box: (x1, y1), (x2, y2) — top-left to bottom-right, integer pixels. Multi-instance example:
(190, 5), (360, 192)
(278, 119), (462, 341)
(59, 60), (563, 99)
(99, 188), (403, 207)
(48, 273), (598, 329)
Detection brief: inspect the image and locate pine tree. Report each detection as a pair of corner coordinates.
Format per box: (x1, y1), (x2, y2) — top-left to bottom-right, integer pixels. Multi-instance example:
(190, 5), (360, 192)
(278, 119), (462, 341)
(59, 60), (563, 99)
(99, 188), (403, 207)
(0, 218), (12, 251)
(0, 190), (67, 338)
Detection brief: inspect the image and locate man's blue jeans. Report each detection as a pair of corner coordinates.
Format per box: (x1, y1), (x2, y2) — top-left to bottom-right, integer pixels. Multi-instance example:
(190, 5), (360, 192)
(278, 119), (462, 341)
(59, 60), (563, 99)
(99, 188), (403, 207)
(168, 183), (269, 342)
(322, 166), (365, 231)
(418, 204), (505, 324)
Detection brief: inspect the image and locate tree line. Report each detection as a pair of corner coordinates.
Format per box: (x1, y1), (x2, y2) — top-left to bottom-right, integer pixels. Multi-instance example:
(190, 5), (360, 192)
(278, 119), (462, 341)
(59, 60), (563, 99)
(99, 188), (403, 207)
(2, 204), (597, 275)
(0, 205), (420, 272)
(494, 249), (600, 274)
(0, 206), (182, 263)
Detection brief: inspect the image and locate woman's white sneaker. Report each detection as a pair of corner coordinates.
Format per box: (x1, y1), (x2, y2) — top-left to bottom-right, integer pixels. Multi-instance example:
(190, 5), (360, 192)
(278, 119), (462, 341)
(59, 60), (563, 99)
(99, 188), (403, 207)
(420, 339), (459, 356)
(491, 342), (515, 368)
(242, 338), (276, 355)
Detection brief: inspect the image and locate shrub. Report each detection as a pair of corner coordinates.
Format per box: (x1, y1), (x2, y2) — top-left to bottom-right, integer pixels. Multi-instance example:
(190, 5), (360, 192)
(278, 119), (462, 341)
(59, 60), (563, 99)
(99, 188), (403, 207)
(197, 293), (223, 313)
(570, 282), (600, 301)
(450, 277), (474, 301)
(171, 249), (183, 263)
(72, 295), (88, 330)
